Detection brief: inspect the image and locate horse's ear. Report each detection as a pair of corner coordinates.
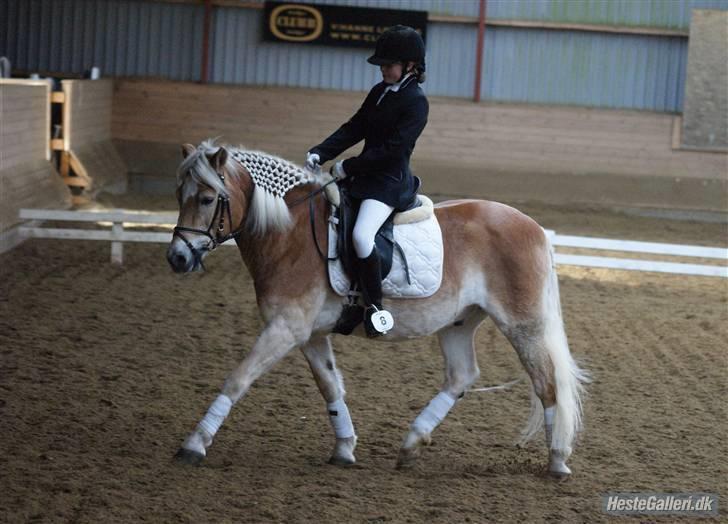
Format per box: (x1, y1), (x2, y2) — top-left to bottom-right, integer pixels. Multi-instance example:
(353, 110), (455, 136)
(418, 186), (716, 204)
(209, 147), (228, 171)
(181, 143), (196, 159)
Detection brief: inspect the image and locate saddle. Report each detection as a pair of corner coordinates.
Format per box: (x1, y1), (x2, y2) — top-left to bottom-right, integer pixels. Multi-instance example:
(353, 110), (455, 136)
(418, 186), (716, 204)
(324, 177), (444, 301)
(335, 188), (411, 285)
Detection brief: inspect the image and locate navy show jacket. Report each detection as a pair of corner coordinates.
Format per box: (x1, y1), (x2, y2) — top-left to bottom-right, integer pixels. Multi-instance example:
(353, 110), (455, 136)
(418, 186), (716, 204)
(309, 76), (429, 210)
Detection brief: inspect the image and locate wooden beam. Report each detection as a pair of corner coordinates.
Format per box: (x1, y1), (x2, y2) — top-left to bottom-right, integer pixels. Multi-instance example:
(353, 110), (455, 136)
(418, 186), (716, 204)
(62, 81), (72, 151)
(19, 208), (178, 224)
(71, 195), (92, 207)
(68, 150), (89, 180)
(672, 115), (682, 150)
(20, 227), (176, 244)
(51, 92), (65, 103)
(111, 222), (124, 264)
(429, 15), (689, 37)
(486, 19), (689, 37)
(59, 151), (70, 177)
(62, 176), (90, 188)
(51, 138), (64, 150)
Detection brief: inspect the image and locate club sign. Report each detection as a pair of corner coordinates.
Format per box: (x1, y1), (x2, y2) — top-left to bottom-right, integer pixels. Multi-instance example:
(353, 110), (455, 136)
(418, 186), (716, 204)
(263, 1), (427, 48)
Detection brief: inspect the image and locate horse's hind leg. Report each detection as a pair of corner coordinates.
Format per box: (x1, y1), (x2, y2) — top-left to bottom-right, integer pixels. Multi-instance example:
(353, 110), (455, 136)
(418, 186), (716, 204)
(499, 302), (587, 478)
(397, 311), (485, 468)
(301, 335), (357, 465)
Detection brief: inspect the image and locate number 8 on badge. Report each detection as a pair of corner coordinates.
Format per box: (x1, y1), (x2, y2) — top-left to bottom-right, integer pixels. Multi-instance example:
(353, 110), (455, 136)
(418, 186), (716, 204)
(370, 309), (394, 334)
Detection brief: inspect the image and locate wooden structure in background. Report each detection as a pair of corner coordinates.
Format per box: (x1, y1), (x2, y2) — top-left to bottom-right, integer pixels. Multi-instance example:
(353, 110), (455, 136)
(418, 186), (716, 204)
(53, 79), (127, 197)
(112, 79), (727, 212)
(0, 79), (71, 248)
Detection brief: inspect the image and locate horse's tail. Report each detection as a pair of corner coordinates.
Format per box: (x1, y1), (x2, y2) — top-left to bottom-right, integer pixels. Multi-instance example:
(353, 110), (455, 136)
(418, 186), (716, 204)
(520, 236), (589, 454)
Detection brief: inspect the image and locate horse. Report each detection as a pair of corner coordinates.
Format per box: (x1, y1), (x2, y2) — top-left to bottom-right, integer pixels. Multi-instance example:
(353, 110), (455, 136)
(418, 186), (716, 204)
(166, 140), (588, 478)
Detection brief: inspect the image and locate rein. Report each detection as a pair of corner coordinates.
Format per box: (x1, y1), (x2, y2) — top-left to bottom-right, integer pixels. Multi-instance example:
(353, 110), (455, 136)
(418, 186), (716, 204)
(174, 167), (338, 269)
(290, 177), (339, 263)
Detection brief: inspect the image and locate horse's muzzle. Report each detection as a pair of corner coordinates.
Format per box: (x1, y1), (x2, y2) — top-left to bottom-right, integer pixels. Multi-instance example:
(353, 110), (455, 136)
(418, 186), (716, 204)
(167, 244), (197, 273)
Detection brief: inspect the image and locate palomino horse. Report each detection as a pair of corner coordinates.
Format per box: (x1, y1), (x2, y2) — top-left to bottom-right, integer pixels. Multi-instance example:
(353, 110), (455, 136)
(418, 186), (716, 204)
(167, 140), (588, 477)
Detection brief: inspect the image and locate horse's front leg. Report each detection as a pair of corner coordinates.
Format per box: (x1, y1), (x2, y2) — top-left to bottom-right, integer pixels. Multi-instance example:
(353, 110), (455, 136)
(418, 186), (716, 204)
(301, 335), (357, 465)
(175, 315), (308, 465)
(397, 313), (484, 468)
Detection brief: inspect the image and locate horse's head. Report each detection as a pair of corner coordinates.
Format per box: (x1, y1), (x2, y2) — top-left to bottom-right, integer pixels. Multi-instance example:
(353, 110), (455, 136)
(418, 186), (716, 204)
(168, 141), (323, 273)
(167, 142), (245, 273)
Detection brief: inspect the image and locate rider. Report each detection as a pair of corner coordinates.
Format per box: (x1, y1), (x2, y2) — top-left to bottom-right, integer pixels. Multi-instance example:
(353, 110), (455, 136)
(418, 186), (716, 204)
(306, 25), (429, 337)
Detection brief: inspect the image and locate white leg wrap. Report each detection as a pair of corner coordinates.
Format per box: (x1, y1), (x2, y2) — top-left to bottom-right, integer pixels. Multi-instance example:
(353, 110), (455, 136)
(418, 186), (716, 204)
(198, 394), (233, 437)
(544, 406), (555, 447)
(412, 392), (456, 435)
(327, 398), (355, 439)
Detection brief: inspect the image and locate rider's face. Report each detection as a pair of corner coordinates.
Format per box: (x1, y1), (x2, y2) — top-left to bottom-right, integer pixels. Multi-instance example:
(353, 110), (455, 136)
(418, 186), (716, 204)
(380, 62), (403, 84)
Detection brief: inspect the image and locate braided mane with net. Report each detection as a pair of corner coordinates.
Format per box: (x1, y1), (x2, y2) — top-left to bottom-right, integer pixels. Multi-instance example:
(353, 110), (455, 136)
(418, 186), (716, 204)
(230, 148), (320, 235)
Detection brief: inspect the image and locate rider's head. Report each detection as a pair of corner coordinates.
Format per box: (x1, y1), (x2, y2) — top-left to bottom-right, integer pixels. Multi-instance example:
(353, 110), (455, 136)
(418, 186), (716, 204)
(367, 25), (426, 84)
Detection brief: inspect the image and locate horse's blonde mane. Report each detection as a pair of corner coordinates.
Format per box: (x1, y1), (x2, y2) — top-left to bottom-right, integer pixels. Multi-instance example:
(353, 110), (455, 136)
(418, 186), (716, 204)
(177, 139), (325, 236)
(176, 139), (238, 198)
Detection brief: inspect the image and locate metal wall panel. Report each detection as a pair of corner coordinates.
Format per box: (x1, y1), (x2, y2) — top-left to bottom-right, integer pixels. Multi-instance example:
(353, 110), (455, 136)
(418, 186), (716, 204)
(0, 0), (203, 80)
(481, 27), (687, 111)
(211, 7), (476, 97)
(486, 0), (728, 29)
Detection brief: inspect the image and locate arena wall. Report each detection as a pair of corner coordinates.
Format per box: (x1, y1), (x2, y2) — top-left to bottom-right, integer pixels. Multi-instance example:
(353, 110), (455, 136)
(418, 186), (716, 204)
(62, 79), (128, 194)
(112, 79), (727, 212)
(0, 80), (71, 244)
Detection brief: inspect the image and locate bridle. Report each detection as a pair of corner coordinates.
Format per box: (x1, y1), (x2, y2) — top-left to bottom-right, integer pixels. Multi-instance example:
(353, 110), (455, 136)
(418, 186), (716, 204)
(172, 168), (245, 270)
(173, 161), (338, 270)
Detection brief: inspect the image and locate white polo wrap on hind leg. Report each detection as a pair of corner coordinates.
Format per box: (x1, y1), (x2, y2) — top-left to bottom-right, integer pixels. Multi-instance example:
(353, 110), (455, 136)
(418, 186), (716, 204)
(412, 392), (457, 435)
(327, 398), (355, 439)
(544, 406), (555, 447)
(199, 394), (233, 437)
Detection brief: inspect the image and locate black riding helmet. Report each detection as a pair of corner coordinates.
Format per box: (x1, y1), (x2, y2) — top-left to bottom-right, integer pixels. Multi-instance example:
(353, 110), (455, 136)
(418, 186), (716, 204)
(367, 25), (426, 70)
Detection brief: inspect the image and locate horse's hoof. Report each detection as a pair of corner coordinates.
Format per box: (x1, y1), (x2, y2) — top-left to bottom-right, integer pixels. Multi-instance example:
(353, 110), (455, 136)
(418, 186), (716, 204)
(174, 447), (205, 466)
(546, 465), (572, 480)
(547, 470), (571, 481)
(395, 448), (420, 469)
(328, 454), (356, 466)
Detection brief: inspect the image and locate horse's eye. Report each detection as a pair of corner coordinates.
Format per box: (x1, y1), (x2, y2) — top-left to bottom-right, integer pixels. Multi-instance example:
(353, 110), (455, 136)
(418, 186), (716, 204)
(200, 196), (215, 206)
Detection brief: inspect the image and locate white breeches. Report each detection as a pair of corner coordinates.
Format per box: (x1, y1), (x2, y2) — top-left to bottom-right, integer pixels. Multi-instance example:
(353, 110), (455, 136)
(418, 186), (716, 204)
(352, 199), (395, 258)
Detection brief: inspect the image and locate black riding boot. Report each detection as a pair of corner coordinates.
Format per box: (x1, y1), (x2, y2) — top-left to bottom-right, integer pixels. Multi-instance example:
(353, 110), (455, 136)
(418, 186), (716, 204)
(358, 249), (388, 337)
(332, 301), (364, 335)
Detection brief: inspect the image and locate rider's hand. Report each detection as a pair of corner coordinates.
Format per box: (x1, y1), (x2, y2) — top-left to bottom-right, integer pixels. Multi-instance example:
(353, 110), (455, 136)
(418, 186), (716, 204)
(331, 160), (347, 180)
(305, 152), (320, 172)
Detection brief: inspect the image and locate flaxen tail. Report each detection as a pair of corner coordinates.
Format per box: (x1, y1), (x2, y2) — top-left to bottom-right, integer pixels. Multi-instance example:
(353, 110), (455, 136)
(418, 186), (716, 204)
(520, 238), (589, 454)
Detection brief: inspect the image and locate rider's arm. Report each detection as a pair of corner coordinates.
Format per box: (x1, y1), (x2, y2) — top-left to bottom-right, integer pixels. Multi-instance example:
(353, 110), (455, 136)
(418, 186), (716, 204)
(309, 87), (379, 163)
(342, 95), (428, 176)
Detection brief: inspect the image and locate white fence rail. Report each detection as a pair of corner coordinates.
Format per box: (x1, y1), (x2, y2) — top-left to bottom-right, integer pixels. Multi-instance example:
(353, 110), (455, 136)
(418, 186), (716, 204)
(543, 229), (728, 278)
(15, 209), (728, 277)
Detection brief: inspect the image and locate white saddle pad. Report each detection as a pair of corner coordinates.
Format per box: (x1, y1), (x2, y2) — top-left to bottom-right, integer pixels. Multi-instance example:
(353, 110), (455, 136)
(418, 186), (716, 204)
(327, 201), (444, 299)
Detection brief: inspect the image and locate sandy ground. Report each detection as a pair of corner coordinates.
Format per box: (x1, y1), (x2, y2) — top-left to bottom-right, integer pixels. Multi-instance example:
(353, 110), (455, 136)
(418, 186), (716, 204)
(1, 193), (726, 523)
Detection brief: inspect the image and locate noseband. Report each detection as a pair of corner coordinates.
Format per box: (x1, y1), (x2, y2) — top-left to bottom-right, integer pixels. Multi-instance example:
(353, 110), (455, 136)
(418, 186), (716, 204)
(172, 169), (245, 270)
